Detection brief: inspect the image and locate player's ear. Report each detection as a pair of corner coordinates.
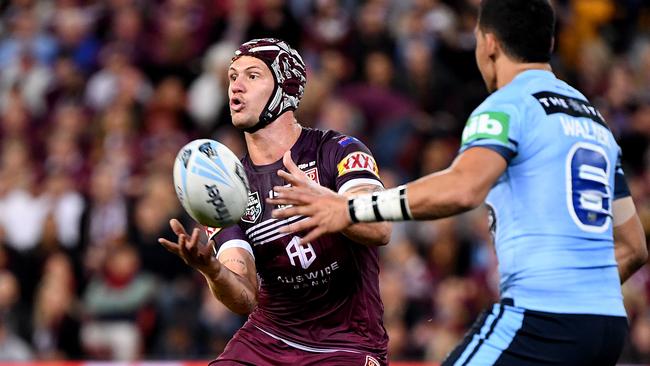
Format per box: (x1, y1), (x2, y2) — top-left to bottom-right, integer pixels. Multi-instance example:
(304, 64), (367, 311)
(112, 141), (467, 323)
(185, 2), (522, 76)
(549, 36), (555, 54)
(485, 32), (499, 59)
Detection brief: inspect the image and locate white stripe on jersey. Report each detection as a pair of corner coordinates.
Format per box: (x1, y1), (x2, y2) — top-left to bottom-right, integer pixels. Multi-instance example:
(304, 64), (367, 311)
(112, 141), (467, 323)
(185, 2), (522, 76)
(338, 178), (383, 194)
(254, 325), (361, 354)
(216, 239), (255, 259)
(249, 215), (305, 242)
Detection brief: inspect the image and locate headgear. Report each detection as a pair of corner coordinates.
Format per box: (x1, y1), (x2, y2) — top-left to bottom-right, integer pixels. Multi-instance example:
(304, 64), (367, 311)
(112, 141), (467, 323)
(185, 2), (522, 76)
(232, 38), (307, 132)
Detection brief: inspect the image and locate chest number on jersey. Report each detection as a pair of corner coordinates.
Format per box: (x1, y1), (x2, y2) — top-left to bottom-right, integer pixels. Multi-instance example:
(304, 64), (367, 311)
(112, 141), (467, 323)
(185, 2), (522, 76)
(565, 142), (612, 233)
(286, 237), (316, 269)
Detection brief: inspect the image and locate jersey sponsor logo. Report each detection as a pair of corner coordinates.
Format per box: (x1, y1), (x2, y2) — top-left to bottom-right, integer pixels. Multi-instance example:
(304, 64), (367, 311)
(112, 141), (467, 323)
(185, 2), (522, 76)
(286, 237), (316, 269)
(533, 91), (607, 127)
(365, 355), (380, 366)
(297, 160), (316, 169)
(277, 261), (340, 289)
(337, 152), (379, 177)
(241, 191), (262, 223)
(304, 167), (319, 184)
(462, 111), (510, 145)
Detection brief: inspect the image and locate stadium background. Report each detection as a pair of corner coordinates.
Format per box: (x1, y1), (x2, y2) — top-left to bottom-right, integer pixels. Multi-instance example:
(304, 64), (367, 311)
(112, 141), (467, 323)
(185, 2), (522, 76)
(0, 0), (649, 364)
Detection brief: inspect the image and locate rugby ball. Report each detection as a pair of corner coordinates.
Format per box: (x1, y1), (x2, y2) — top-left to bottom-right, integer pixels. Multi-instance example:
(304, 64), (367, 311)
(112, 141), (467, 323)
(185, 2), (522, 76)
(173, 139), (250, 228)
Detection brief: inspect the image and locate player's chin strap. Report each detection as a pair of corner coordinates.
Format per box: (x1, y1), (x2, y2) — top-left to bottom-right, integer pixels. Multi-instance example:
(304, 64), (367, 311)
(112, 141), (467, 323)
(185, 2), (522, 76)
(348, 185), (412, 223)
(243, 107), (294, 134)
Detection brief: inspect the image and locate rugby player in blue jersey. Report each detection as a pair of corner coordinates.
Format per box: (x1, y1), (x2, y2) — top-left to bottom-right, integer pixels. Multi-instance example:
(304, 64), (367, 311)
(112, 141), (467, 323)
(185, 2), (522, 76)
(270, 1), (647, 365)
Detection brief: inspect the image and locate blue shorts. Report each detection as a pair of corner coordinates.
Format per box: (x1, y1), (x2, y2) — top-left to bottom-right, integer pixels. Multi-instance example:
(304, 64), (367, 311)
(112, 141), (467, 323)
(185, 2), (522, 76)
(442, 299), (628, 366)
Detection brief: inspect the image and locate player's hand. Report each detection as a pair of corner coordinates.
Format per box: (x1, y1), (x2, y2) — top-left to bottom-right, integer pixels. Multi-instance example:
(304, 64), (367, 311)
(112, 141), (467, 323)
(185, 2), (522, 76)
(274, 151), (331, 196)
(158, 219), (222, 276)
(268, 186), (351, 244)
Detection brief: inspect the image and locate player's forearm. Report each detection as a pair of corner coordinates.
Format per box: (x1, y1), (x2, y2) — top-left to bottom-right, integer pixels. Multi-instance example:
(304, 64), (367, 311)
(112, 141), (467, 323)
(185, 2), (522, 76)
(616, 244), (646, 283)
(201, 267), (258, 315)
(406, 168), (484, 220)
(342, 222), (391, 246)
(614, 213), (647, 283)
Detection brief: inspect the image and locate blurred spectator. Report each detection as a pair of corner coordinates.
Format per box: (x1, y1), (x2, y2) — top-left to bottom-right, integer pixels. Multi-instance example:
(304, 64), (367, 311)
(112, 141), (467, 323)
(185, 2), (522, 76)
(80, 164), (128, 274)
(187, 42), (237, 131)
(314, 97), (364, 137)
(0, 270), (30, 343)
(0, 96), (32, 140)
(128, 172), (190, 282)
(144, 0), (211, 84)
(0, 140), (48, 255)
(81, 244), (156, 360)
(349, 1), (396, 77)
(0, 315), (34, 361)
(105, 6), (147, 67)
(42, 172), (85, 251)
(45, 55), (86, 109)
(52, 6), (100, 73)
(0, 50), (52, 117)
(30, 253), (82, 359)
(395, 39), (456, 116)
(0, 10), (58, 68)
(85, 46), (152, 112)
(246, 0), (301, 50)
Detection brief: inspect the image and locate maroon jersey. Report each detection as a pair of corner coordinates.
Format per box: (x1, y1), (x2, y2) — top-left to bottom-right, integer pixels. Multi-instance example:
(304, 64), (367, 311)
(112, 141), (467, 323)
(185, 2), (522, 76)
(211, 128), (387, 355)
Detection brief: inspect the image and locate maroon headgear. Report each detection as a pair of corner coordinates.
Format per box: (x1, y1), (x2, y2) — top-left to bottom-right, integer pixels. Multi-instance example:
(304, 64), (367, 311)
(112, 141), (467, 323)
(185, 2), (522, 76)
(232, 38), (307, 132)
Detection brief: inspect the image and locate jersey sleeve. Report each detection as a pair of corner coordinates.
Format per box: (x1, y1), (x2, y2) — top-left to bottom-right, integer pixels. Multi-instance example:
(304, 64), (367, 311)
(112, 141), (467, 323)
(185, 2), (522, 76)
(614, 149), (631, 200)
(205, 225), (254, 260)
(326, 135), (384, 194)
(459, 103), (522, 163)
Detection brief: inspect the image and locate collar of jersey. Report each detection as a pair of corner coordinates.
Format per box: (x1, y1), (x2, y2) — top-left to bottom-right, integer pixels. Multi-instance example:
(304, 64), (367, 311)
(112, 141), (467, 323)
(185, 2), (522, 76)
(513, 69), (556, 84)
(244, 127), (309, 173)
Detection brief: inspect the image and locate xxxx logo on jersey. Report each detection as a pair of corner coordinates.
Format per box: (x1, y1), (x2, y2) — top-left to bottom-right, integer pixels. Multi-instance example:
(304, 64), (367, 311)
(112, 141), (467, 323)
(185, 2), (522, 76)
(337, 152), (379, 177)
(462, 111), (510, 145)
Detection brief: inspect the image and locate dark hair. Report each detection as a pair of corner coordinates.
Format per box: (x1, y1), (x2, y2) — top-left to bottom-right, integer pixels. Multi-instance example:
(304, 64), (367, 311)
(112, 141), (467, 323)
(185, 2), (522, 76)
(478, 0), (555, 63)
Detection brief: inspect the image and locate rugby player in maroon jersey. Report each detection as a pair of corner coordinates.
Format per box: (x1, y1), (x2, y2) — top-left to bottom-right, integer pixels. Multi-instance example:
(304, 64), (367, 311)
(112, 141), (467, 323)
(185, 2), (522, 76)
(158, 38), (391, 366)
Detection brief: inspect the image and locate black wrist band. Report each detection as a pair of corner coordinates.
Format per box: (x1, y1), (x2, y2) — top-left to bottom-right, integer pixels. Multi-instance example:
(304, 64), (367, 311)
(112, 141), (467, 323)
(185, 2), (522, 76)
(348, 198), (359, 223)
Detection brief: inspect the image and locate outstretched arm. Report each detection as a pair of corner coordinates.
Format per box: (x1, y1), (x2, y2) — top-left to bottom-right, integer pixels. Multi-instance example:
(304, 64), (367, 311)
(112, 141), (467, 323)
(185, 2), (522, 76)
(270, 147), (506, 244)
(271, 152), (391, 246)
(158, 219), (258, 315)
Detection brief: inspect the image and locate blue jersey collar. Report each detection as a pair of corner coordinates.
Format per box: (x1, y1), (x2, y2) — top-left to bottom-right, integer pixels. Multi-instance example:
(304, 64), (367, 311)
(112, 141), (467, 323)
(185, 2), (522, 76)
(512, 69), (556, 83)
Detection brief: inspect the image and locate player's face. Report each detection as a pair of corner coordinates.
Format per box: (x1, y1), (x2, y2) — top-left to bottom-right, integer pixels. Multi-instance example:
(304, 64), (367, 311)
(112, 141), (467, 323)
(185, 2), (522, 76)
(228, 56), (275, 129)
(475, 27), (497, 93)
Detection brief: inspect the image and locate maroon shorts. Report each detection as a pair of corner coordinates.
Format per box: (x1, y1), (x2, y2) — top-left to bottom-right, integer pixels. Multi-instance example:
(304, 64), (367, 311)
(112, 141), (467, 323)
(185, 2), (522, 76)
(209, 323), (387, 366)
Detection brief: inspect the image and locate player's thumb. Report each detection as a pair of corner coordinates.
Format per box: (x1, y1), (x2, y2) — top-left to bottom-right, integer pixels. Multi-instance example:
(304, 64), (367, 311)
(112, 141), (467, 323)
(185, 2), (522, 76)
(282, 151), (302, 175)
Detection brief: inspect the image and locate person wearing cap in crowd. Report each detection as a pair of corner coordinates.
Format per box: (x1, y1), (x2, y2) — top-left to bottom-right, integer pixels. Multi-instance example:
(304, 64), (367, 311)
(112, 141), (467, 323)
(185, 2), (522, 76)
(158, 38), (392, 365)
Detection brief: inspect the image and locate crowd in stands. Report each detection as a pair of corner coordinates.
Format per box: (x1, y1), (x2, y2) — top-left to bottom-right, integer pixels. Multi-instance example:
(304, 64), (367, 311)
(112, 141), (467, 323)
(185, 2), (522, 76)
(0, 0), (649, 362)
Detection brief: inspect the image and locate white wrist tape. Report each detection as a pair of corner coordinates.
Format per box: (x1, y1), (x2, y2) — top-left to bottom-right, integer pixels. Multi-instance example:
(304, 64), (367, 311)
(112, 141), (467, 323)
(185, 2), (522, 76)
(348, 185), (412, 223)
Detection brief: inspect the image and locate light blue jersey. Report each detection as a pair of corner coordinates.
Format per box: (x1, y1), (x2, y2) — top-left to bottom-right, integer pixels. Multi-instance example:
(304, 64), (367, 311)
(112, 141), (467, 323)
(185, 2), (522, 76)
(460, 70), (630, 316)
